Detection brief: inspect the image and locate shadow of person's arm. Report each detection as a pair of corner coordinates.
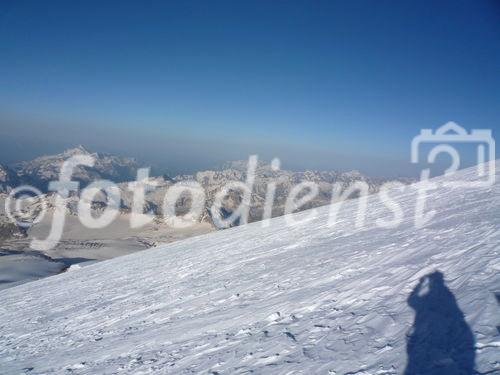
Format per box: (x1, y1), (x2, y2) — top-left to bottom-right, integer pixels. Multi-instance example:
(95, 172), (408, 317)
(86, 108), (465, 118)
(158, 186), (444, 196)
(408, 277), (425, 308)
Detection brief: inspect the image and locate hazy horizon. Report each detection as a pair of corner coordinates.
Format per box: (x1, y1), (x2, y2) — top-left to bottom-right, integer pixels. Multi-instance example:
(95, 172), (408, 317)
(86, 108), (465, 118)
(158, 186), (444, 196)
(1, 0), (499, 177)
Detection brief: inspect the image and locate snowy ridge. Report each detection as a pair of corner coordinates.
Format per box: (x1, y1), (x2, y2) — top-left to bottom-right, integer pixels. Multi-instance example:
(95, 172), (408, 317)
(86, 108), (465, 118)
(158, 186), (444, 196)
(1, 148), (412, 231)
(0, 162), (499, 374)
(12, 146), (139, 191)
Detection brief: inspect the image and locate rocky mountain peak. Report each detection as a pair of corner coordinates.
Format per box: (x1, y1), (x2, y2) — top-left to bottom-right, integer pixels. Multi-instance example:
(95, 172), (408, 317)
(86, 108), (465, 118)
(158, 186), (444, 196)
(61, 145), (92, 157)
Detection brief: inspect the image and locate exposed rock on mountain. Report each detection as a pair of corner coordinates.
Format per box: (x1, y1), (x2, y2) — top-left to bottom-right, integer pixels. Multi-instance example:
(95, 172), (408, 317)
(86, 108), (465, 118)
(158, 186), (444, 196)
(2, 148), (412, 229)
(0, 218), (26, 243)
(0, 164), (20, 193)
(186, 161), (410, 225)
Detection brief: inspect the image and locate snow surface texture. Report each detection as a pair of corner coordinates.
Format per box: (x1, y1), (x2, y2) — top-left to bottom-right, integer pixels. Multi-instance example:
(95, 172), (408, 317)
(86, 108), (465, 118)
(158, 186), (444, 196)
(0, 162), (499, 375)
(0, 203), (214, 290)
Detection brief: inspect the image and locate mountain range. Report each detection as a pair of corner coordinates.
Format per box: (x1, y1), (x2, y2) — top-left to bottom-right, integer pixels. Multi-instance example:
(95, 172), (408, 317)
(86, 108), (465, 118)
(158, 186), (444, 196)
(0, 147), (413, 229)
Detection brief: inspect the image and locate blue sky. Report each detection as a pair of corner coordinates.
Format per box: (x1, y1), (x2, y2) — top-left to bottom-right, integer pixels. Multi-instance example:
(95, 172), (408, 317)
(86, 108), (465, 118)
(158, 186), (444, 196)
(0, 0), (499, 176)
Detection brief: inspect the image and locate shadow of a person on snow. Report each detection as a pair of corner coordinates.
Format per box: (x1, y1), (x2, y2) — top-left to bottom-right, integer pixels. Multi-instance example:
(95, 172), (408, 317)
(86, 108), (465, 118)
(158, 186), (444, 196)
(404, 271), (475, 375)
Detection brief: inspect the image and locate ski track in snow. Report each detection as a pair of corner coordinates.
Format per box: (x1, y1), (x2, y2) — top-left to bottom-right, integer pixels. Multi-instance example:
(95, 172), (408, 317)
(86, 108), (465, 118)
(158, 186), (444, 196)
(0, 162), (499, 374)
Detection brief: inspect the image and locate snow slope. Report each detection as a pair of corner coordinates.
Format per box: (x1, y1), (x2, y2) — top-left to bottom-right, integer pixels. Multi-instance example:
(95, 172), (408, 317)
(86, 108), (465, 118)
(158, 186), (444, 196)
(0, 162), (499, 374)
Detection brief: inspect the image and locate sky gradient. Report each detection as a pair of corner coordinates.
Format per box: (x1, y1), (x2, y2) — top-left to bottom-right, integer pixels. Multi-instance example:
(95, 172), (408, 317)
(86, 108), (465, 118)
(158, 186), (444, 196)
(0, 0), (499, 176)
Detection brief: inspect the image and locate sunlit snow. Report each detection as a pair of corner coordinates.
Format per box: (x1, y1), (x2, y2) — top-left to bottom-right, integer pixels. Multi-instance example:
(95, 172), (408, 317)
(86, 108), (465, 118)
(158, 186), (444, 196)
(0, 162), (499, 374)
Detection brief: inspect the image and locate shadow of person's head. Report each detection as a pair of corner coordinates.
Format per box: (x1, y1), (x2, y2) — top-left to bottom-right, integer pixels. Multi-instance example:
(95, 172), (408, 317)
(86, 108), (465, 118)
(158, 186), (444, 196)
(428, 270), (444, 283)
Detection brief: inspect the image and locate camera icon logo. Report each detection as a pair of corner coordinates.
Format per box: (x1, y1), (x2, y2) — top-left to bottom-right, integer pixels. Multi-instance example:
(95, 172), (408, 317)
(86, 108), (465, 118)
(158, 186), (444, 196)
(411, 121), (496, 188)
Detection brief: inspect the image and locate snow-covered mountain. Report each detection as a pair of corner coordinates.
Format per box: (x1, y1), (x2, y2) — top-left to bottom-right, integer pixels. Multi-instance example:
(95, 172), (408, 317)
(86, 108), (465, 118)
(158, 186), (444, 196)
(1, 148), (412, 232)
(194, 161), (411, 225)
(120, 160), (413, 226)
(0, 162), (498, 374)
(0, 164), (20, 193)
(12, 146), (139, 191)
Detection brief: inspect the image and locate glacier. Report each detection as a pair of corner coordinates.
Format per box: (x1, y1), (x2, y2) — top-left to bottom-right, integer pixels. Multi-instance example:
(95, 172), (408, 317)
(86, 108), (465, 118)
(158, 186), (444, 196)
(0, 162), (499, 374)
